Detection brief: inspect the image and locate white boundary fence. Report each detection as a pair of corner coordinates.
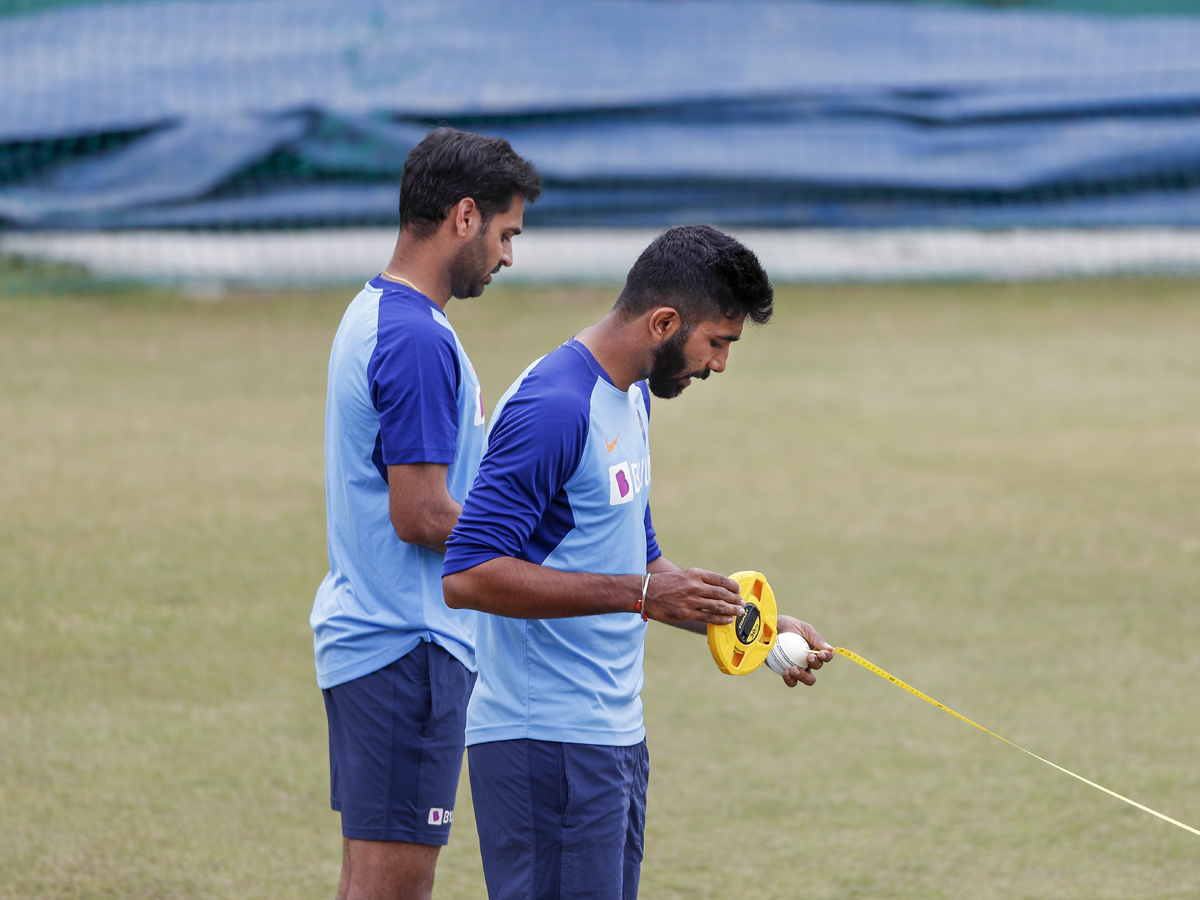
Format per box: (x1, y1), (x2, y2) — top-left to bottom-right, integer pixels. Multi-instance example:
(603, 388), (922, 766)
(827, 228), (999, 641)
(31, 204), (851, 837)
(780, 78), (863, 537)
(5, 228), (1200, 289)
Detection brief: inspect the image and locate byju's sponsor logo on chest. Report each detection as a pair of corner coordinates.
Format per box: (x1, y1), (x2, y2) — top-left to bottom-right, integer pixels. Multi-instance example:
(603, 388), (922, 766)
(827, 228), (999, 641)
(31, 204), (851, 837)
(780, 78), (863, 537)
(608, 457), (651, 505)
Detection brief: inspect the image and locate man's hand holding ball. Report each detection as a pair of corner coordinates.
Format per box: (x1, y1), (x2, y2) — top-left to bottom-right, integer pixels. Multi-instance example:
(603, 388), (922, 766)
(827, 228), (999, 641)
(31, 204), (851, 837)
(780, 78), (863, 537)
(770, 617), (834, 687)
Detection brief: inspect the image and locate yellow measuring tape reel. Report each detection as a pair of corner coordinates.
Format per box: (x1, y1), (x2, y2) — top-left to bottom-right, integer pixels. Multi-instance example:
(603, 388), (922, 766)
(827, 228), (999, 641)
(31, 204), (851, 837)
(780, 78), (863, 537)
(707, 571), (778, 675)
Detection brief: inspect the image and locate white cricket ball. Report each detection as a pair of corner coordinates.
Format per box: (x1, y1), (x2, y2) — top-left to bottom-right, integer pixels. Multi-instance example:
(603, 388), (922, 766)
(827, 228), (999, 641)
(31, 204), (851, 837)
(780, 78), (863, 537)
(766, 632), (812, 676)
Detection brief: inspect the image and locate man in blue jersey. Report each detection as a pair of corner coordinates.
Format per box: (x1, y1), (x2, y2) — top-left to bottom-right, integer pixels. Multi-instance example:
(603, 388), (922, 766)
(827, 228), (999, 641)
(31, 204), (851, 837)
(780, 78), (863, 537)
(310, 127), (540, 900)
(442, 225), (835, 900)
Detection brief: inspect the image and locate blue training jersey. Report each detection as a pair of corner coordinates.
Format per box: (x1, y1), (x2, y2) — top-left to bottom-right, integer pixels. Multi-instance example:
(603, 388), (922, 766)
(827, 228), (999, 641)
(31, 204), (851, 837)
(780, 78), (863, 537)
(311, 277), (484, 689)
(444, 339), (661, 747)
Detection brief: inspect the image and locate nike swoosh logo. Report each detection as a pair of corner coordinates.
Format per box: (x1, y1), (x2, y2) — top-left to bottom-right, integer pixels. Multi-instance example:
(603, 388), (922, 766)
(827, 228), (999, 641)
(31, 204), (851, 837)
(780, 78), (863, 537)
(606, 433), (621, 453)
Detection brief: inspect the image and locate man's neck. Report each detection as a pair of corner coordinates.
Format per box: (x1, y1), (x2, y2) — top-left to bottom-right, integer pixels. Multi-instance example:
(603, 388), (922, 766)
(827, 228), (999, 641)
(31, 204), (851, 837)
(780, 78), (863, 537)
(383, 230), (452, 309)
(575, 313), (650, 392)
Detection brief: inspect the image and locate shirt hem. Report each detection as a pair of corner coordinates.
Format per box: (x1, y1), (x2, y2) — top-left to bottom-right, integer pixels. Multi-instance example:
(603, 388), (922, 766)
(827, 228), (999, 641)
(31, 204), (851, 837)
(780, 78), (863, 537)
(316, 632), (476, 689)
(442, 548), (503, 577)
(465, 723), (646, 748)
(383, 449), (457, 466)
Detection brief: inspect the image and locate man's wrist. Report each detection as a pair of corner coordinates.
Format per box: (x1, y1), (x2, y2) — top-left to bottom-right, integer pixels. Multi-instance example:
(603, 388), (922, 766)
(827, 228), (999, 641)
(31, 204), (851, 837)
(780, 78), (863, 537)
(635, 572), (651, 621)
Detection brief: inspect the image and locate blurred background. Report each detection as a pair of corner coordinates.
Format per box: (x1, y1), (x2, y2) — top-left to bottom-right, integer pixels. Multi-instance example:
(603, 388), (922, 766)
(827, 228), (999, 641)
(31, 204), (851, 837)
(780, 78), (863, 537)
(3, 0), (1200, 288)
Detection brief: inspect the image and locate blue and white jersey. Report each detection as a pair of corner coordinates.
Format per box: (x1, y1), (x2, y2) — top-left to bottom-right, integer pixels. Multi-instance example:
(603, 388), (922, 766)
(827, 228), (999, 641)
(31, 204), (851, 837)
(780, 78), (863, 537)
(311, 277), (485, 690)
(443, 339), (661, 747)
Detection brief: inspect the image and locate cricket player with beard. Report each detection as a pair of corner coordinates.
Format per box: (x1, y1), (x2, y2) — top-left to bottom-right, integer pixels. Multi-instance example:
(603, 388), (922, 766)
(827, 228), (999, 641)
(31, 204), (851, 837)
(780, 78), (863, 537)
(310, 127), (540, 900)
(442, 225), (835, 900)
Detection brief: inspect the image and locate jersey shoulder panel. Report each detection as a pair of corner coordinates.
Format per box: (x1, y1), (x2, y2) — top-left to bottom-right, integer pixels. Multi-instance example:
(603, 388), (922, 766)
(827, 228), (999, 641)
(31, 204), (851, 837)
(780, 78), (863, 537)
(367, 284), (462, 467)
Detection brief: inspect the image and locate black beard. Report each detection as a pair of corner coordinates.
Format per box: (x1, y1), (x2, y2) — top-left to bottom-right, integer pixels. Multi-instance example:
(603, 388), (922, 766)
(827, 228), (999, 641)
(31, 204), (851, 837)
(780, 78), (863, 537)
(647, 329), (709, 399)
(448, 228), (493, 299)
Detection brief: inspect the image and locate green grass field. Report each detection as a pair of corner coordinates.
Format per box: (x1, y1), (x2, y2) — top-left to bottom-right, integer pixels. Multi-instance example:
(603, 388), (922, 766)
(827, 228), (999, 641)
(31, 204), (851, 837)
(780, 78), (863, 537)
(2, 278), (1198, 899)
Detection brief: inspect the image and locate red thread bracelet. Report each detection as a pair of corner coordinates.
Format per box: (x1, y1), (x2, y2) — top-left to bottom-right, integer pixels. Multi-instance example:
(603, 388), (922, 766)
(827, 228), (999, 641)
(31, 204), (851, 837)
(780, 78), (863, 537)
(637, 572), (651, 621)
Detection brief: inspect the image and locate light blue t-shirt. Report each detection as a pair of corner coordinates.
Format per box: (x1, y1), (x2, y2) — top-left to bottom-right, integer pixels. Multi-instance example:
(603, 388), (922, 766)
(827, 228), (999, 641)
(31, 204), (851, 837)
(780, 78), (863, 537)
(443, 339), (661, 747)
(311, 277), (484, 689)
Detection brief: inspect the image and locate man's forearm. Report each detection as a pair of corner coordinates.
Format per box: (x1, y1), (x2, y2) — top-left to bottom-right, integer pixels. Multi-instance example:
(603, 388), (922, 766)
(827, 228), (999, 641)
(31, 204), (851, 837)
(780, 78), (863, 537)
(443, 556), (641, 618)
(393, 496), (461, 554)
(388, 463), (461, 553)
(444, 555), (745, 626)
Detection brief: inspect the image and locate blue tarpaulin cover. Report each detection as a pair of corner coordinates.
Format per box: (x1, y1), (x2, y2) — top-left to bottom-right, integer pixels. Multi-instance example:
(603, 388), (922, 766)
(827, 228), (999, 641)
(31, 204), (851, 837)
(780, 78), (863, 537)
(2, 0), (1199, 228)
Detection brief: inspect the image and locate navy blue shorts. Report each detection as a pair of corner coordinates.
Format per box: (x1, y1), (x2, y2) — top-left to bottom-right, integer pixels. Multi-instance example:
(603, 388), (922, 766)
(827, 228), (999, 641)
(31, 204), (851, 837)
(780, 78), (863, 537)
(322, 641), (476, 844)
(468, 739), (649, 900)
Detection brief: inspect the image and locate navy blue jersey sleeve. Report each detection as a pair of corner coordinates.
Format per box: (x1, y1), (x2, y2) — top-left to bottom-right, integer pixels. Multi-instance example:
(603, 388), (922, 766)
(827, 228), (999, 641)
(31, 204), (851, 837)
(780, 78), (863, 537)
(443, 372), (589, 575)
(367, 300), (460, 466)
(644, 505), (662, 565)
(636, 380), (661, 564)
(637, 380), (652, 417)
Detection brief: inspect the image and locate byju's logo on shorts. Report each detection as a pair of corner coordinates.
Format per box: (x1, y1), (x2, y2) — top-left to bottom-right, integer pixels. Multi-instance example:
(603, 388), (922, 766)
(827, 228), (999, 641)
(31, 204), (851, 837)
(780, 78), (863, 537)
(428, 807), (454, 826)
(609, 461), (634, 505)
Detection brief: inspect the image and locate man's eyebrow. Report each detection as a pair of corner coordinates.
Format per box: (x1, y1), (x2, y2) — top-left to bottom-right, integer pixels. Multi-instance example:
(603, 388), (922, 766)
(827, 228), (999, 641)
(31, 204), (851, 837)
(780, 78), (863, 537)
(507, 227), (522, 236)
(716, 333), (741, 343)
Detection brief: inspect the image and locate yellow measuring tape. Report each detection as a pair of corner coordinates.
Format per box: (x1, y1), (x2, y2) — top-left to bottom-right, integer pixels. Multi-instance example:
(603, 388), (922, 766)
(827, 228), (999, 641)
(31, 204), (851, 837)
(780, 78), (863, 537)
(831, 647), (1200, 838)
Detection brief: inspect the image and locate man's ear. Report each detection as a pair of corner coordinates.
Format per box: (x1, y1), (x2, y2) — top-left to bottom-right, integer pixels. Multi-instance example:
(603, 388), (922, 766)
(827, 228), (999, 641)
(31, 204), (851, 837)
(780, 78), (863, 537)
(647, 307), (683, 344)
(451, 197), (481, 239)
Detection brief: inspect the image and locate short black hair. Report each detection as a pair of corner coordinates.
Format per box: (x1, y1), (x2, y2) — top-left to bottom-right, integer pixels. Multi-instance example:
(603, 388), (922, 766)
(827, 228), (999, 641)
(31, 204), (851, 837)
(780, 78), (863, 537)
(614, 225), (774, 326)
(399, 127), (542, 238)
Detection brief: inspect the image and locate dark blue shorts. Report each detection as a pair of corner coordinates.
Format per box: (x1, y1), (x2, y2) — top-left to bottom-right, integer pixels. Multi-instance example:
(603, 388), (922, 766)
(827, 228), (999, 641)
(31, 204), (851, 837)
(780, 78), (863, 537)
(468, 739), (649, 900)
(322, 641), (476, 845)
